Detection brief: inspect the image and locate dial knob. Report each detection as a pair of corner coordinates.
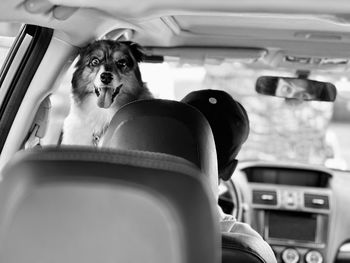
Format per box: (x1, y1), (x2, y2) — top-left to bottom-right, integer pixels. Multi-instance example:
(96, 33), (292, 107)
(282, 248), (299, 263)
(305, 250), (323, 263)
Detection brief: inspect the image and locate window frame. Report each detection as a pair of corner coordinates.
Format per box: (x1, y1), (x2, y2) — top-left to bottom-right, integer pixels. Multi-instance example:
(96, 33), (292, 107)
(0, 25), (53, 152)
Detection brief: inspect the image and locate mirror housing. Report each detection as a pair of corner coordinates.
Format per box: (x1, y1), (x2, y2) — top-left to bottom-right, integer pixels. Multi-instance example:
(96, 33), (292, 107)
(256, 76), (337, 102)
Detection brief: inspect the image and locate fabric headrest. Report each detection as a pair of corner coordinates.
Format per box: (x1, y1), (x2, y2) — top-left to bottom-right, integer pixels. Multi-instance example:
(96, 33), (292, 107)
(102, 99), (219, 199)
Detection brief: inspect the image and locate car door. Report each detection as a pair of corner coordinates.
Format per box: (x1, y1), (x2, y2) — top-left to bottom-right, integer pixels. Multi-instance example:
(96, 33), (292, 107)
(0, 24), (53, 166)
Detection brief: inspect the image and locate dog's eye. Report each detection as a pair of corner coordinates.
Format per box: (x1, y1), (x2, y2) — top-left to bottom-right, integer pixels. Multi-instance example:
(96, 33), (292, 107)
(90, 58), (100, 67)
(116, 59), (128, 69)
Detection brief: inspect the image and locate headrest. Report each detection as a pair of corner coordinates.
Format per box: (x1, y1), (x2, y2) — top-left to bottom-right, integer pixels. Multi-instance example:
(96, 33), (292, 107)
(182, 90), (249, 181)
(0, 148), (220, 263)
(102, 99), (219, 199)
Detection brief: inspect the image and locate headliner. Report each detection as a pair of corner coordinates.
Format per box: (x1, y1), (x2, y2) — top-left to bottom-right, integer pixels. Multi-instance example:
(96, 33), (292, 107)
(2, 0), (350, 71)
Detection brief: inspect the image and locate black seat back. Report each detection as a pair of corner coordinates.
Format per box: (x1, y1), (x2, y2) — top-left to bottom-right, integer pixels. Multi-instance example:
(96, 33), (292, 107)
(102, 99), (219, 199)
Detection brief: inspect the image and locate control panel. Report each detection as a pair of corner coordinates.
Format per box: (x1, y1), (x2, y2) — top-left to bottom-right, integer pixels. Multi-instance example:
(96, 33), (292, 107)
(249, 184), (330, 263)
(273, 246), (323, 263)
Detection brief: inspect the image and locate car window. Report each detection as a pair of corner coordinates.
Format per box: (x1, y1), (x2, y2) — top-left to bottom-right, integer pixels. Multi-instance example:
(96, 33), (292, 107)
(141, 62), (350, 170)
(42, 60), (350, 170)
(0, 23), (22, 71)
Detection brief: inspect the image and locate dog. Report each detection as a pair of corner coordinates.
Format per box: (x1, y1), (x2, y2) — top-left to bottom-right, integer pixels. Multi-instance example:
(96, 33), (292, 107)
(61, 40), (152, 146)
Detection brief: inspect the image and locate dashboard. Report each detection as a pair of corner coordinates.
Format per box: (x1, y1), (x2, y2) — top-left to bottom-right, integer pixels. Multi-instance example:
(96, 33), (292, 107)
(220, 162), (350, 263)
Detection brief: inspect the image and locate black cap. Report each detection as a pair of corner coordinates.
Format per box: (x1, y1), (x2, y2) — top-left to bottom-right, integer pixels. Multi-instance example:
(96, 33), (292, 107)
(182, 90), (249, 180)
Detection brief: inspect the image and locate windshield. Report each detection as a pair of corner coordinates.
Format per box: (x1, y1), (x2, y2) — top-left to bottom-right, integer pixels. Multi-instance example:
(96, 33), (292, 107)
(140, 62), (350, 170)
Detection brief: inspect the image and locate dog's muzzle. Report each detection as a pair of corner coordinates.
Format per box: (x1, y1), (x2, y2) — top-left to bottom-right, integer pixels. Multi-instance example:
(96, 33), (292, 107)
(95, 84), (123, 108)
(100, 72), (113, 85)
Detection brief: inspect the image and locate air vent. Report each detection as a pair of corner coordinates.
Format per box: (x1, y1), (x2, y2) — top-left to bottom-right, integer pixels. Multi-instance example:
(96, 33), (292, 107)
(304, 193), (329, 209)
(253, 190), (277, 205)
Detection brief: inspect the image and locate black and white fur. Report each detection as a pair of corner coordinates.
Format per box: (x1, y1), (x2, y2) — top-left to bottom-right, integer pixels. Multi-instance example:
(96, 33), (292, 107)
(62, 40), (152, 146)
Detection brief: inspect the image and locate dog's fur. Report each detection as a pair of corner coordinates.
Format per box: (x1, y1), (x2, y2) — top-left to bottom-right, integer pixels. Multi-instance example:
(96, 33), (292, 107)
(62, 40), (152, 146)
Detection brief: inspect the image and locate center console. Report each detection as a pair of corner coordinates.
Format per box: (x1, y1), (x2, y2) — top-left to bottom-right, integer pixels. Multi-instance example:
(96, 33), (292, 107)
(243, 166), (332, 263)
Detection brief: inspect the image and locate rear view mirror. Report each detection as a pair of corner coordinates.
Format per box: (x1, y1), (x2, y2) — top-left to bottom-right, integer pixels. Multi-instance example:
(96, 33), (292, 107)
(256, 76), (337, 102)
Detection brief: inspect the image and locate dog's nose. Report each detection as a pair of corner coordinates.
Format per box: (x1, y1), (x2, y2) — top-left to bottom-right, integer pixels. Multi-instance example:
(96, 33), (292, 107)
(100, 72), (113, 85)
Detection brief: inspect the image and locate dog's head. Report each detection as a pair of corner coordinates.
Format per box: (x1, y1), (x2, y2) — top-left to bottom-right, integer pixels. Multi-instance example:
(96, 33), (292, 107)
(72, 40), (145, 108)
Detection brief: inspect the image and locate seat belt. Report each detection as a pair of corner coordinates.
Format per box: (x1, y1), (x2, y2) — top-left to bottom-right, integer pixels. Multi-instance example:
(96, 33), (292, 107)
(24, 97), (51, 149)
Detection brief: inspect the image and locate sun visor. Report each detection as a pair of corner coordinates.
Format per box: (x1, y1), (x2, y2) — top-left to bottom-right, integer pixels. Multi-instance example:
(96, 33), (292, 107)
(144, 47), (267, 64)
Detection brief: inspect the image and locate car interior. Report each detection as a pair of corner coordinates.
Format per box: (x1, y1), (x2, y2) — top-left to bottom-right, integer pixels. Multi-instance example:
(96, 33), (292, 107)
(2, 0), (350, 263)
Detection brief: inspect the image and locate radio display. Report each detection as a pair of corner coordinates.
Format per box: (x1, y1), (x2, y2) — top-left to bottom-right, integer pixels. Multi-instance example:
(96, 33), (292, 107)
(267, 211), (317, 242)
(245, 167), (329, 187)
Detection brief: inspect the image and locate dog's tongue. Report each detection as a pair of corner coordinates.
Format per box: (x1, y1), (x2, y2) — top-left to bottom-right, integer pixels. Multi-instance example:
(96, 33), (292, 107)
(97, 88), (113, 108)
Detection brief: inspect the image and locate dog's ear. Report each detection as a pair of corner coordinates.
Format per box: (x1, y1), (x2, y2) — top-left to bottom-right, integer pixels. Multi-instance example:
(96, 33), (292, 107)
(122, 41), (145, 63)
(74, 43), (91, 68)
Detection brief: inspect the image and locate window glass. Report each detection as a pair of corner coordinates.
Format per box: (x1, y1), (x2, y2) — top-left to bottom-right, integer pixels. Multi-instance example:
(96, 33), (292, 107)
(0, 23), (22, 69)
(141, 62), (350, 170)
(45, 59), (350, 170)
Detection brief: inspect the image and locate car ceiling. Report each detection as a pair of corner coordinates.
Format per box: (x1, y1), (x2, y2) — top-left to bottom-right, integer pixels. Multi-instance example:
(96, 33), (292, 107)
(2, 0), (350, 71)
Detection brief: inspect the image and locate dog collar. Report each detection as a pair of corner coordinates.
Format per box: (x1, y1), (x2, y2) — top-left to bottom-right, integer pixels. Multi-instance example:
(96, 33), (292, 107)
(92, 125), (109, 147)
(92, 132), (101, 147)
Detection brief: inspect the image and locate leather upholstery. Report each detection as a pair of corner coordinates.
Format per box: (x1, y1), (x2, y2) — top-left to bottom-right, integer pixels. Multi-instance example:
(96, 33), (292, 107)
(102, 99), (219, 199)
(0, 148), (220, 263)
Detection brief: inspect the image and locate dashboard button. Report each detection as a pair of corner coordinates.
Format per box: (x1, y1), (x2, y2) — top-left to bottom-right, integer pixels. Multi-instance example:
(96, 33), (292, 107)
(305, 250), (323, 263)
(253, 190), (277, 205)
(304, 194), (329, 209)
(282, 191), (298, 208)
(282, 248), (299, 263)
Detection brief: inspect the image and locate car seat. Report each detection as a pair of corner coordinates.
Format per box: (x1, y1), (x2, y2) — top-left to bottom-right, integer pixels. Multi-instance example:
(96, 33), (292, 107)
(102, 99), (276, 263)
(101, 99), (219, 200)
(0, 148), (220, 261)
